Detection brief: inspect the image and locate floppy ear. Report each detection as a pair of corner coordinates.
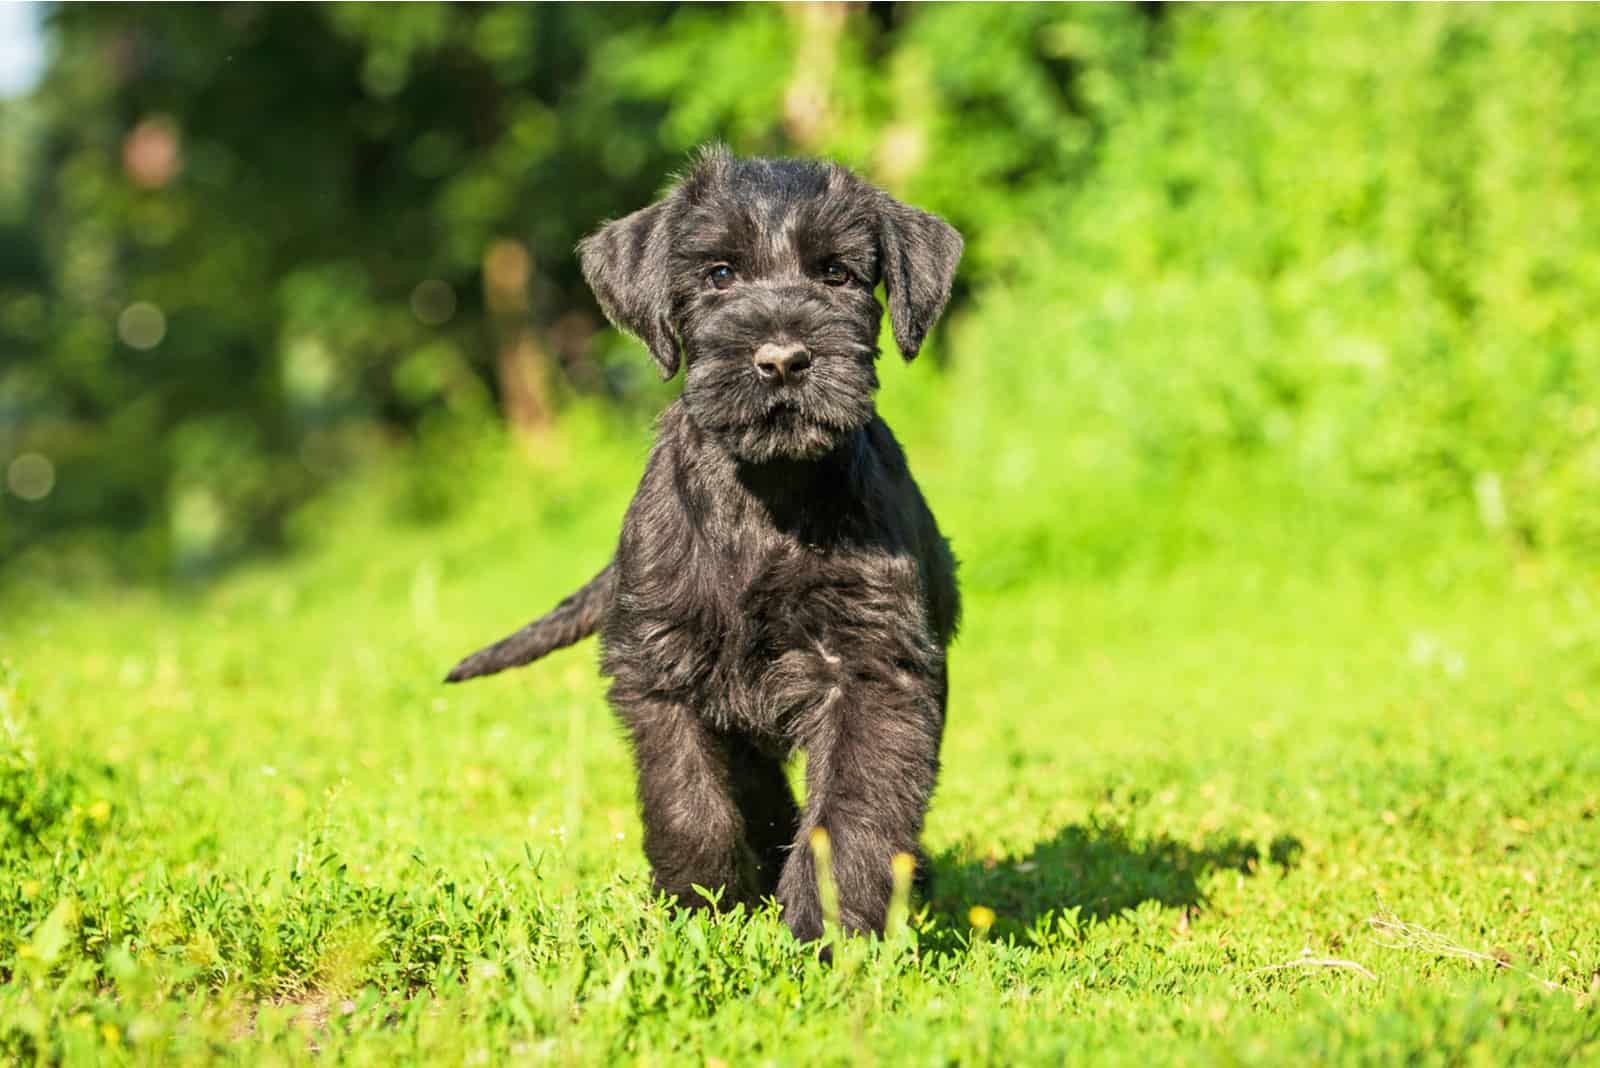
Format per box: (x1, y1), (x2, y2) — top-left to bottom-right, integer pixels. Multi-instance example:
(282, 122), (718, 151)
(578, 196), (682, 380)
(877, 195), (963, 361)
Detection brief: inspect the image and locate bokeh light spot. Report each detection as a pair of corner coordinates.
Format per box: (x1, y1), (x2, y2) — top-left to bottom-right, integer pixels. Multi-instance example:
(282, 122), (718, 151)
(122, 117), (182, 189)
(484, 240), (531, 309)
(7, 453), (55, 501)
(118, 302), (167, 350)
(410, 279), (457, 326)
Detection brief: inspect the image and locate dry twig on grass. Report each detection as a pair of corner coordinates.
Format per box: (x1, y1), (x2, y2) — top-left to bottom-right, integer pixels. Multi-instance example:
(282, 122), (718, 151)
(1368, 903), (1589, 1001)
(1250, 949), (1379, 983)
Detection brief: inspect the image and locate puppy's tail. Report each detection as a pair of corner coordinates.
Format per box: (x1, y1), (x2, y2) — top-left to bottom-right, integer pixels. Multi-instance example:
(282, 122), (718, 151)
(443, 562), (616, 683)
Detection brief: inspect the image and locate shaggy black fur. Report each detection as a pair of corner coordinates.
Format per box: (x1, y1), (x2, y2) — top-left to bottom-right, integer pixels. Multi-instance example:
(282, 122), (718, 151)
(447, 146), (963, 944)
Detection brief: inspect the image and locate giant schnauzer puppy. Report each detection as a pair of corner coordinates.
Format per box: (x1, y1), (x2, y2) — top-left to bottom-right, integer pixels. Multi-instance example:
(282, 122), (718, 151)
(447, 146), (962, 945)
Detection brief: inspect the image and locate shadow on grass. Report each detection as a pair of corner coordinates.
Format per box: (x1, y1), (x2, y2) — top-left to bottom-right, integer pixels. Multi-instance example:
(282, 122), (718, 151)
(922, 821), (1303, 946)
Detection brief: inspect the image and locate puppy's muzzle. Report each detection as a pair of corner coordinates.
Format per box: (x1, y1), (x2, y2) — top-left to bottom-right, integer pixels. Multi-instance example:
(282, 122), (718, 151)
(752, 342), (812, 386)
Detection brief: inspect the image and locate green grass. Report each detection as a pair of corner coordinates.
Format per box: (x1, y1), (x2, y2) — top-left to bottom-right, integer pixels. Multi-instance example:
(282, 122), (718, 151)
(3, 420), (1599, 1065)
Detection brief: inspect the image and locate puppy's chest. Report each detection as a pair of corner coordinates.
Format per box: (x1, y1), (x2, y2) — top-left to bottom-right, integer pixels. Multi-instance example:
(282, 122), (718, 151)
(671, 540), (924, 737)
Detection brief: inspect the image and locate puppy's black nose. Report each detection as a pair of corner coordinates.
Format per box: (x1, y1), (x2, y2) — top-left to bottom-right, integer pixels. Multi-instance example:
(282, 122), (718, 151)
(753, 342), (812, 385)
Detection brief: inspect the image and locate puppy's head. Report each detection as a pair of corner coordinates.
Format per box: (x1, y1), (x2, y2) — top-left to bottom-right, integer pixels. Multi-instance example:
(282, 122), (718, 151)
(579, 146), (962, 463)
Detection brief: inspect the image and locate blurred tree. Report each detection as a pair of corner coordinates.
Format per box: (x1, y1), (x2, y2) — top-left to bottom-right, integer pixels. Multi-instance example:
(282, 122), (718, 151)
(1, 3), (688, 576)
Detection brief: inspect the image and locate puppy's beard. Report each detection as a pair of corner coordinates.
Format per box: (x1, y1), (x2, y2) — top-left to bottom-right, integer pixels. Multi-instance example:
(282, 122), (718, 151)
(714, 406), (849, 463)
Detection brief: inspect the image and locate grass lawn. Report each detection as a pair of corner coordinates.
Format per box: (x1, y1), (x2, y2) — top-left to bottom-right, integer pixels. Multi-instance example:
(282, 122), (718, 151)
(3, 433), (1598, 1065)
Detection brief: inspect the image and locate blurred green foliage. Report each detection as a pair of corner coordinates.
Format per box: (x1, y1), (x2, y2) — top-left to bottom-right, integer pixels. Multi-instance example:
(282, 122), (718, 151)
(954, 5), (1600, 573)
(2, 3), (1599, 581)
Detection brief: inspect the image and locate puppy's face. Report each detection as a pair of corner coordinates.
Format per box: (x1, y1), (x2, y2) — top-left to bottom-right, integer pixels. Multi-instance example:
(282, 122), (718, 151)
(580, 148), (963, 463)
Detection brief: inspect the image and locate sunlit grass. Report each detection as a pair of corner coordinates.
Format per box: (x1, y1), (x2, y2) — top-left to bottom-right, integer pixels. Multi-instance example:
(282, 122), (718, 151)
(3, 425), (1598, 1064)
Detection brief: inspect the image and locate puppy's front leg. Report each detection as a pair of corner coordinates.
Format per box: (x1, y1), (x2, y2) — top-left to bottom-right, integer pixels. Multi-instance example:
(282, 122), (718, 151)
(620, 696), (751, 909)
(777, 673), (944, 942)
(725, 734), (802, 899)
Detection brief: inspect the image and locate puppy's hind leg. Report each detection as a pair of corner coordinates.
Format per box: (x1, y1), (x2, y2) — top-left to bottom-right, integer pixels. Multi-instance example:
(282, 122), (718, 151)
(725, 736), (801, 901)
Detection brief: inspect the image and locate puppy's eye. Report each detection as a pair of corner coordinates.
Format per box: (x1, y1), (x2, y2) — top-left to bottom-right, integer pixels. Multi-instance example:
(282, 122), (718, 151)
(820, 261), (851, 287)
(705, 264), (736, 290)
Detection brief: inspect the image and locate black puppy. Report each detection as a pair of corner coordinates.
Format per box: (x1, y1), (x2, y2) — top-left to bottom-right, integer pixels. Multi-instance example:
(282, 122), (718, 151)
(448, 146), (962, 943)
